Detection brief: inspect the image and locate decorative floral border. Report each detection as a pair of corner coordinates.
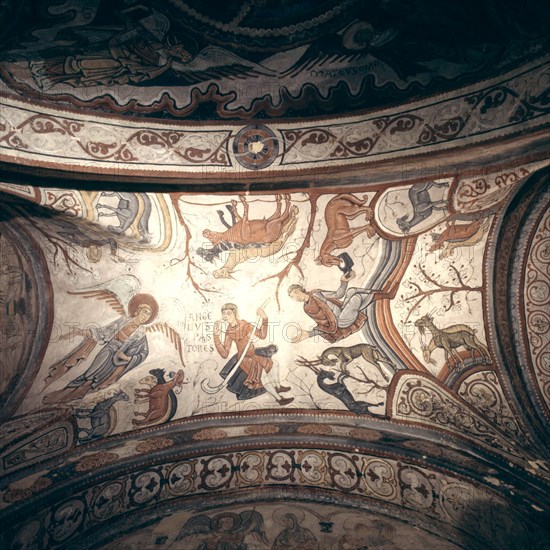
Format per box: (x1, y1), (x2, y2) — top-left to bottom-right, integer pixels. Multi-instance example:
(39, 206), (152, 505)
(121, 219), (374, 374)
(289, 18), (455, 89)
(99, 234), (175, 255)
(0, 57), (548, 175)
(4, 446), (518, 549)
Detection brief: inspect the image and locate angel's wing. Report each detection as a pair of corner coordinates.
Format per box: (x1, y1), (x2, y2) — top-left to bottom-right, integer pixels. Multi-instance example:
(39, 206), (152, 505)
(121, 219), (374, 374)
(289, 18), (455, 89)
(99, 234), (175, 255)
(238, 510), (269, 544)
(171, 45), (275, 85)
(60, 26), (122, 47)
(67, 274), (140, 316)
(279, 33), (367, 77)
(280, 24), (416, 79)
(146, 322), (186, 368)
(175, 515), (212, 541)
(157, 297), (186, 334)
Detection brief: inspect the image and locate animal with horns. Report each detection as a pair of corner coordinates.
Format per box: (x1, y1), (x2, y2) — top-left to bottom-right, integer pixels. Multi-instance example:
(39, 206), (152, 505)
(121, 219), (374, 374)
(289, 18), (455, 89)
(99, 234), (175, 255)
(414, 311), (490, 370)
(133, 368), (186, 427)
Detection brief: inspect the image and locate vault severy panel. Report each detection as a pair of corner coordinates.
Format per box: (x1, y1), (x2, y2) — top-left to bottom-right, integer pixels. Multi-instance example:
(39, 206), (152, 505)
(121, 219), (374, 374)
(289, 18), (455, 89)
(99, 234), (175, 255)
(0, 0), (548, 120)
(1, 170), (541, 434)
(104, 502), (465, 550)
(1, 163), (550, 548)
(2, 58), (550, 178)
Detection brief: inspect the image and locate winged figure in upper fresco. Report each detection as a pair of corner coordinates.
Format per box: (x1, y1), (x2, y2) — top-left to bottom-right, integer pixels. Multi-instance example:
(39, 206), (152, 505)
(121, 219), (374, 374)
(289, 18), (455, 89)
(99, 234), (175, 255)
(279, 20), (425, 80)
(272, 512), (319, 550)
(42, 274), (186, 404)
(20, 5), (275, 91)
(175, 509), (269, 549)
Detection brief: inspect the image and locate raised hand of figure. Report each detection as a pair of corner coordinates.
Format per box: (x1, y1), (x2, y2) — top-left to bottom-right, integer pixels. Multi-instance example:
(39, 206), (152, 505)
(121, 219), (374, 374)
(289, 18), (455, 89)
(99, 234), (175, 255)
(213, 320), (222, 337)
(256, 307), (267, 319)
(289, 328), (310, 343)
(116, 350), (131, 363)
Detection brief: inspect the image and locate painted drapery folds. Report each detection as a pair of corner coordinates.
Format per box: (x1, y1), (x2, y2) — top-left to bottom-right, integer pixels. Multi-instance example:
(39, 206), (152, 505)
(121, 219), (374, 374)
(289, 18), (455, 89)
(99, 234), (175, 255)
(0, 163), (549, 547)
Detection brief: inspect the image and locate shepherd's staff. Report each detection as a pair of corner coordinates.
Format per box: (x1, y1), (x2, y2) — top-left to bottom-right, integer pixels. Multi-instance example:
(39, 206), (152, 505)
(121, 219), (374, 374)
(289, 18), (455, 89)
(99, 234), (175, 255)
(201, 299), (270, 394)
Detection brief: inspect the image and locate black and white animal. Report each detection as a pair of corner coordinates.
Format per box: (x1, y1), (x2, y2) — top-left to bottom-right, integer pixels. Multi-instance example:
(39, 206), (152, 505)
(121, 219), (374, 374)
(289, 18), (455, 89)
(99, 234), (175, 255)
(74, 390), (129, 442)
(320, 343), (394, 382)
(196, 240), (263, 263)
(98, 192), (139, 234)
(396, 182), (449, 234)
(97, 191), (151, 242)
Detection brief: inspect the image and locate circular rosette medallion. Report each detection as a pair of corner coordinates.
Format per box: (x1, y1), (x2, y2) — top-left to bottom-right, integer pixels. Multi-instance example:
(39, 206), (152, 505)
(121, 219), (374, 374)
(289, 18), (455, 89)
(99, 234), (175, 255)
(233, 124), (279, 170)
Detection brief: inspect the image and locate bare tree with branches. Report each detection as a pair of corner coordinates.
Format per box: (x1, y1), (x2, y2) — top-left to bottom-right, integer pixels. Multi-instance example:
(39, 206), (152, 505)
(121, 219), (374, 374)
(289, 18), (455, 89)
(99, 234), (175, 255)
(23, 212), (92, 275)
(397, 258), (481, 328)
(254, 194), (319, 308)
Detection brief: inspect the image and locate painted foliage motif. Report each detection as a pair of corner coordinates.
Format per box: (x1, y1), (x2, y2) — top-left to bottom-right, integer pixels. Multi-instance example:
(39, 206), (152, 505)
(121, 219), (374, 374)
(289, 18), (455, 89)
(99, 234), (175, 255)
(4, 165), (539, 456)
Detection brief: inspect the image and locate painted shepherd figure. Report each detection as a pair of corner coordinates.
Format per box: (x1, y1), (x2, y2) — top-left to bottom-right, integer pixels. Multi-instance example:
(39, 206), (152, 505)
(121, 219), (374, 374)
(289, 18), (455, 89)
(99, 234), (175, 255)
(213, 303), (293, 406)
(288, 271), (388, 343)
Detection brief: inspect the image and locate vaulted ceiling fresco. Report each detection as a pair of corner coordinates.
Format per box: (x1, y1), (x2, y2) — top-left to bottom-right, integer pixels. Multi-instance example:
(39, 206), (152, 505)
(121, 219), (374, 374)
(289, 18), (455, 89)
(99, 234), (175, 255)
(0, 0), (549, 119)
(0, 1), (549, 550)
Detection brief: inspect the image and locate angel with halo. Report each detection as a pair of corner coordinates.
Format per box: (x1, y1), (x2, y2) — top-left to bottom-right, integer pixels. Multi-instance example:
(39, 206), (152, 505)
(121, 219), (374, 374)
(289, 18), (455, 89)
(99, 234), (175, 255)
(43, 275), (186, 404)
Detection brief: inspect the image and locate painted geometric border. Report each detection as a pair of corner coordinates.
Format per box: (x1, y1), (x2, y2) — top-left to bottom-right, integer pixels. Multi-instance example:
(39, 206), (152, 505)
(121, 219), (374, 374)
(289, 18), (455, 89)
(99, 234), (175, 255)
(3, 445), (546, 550)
